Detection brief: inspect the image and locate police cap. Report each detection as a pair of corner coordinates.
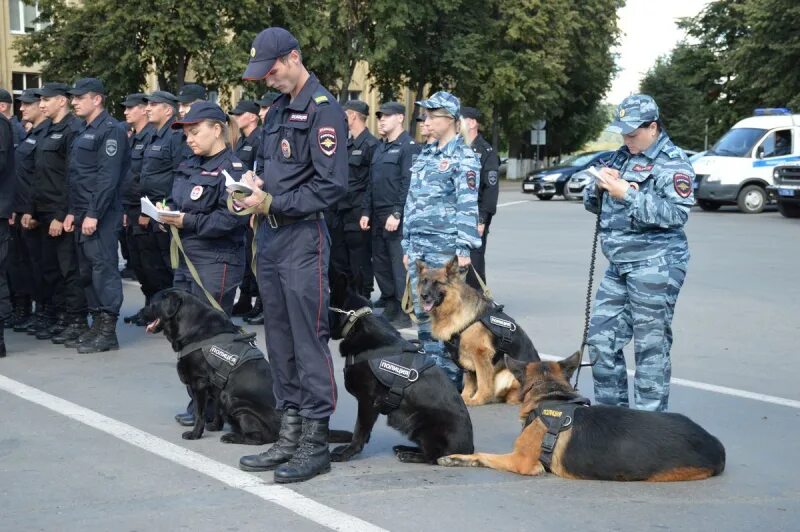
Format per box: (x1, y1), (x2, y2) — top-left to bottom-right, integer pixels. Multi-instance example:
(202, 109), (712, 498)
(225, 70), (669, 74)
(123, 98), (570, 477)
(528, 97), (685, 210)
(67, 78), (106, 96)
(242, 27), (300, 81)
(171, 101), (227, 128)
(229, 100), (260, 116)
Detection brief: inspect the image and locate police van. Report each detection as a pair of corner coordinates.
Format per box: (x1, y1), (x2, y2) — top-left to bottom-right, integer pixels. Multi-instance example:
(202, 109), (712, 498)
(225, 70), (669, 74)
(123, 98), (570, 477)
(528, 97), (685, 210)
(693, 108), (800, 213)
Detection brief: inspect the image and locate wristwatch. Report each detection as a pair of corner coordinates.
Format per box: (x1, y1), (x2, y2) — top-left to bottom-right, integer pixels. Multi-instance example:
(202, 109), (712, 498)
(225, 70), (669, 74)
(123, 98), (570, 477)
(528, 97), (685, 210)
(391, 211), (402, 219)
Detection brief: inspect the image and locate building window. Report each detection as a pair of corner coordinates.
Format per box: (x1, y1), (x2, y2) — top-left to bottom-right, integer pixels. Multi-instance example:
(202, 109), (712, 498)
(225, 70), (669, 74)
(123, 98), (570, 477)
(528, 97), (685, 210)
(348, 91), (361, 101)
(9, 1), (43, 34)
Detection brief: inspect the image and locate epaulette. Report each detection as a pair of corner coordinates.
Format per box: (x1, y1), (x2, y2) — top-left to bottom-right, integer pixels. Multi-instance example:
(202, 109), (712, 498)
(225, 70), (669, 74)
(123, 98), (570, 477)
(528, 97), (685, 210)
(313, 93), (330, 105)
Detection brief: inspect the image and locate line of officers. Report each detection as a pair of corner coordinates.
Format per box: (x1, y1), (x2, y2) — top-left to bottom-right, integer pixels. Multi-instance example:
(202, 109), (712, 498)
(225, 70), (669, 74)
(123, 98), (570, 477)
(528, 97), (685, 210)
(0, 80), (499, 358)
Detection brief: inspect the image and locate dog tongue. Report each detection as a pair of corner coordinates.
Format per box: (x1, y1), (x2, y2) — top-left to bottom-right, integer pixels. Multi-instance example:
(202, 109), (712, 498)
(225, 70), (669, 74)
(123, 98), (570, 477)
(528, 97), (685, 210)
(422, 302), (434, 312)
(145, 318), (160, 333)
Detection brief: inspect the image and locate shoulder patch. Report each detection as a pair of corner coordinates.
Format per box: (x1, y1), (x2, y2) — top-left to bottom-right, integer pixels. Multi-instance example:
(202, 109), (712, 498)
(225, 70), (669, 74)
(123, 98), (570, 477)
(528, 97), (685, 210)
(318, 127), (337, 156)
(488, 170), (498, 186)
(105, 139), (118, 157)
(673, 173), (692, 198)
(314, 94), (329, 104)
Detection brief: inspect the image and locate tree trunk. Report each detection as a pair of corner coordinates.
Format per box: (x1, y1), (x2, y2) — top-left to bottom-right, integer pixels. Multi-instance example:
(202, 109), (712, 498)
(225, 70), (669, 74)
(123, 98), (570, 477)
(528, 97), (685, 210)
(409, 79), (426, 136)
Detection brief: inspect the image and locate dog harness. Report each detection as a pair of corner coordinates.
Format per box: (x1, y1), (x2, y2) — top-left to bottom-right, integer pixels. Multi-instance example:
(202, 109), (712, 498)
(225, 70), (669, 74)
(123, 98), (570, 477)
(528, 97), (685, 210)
(178, 332), (265, 389)
(524, 396), (591, 472)
(445, 303), (521, 364)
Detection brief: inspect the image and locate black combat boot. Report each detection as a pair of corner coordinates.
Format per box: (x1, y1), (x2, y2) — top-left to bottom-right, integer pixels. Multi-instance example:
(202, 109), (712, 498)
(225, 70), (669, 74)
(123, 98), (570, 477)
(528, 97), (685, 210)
(27, 304), (56, 335)
(231, 294), (253, 317)
(243, 296), (264, 325)
(52, 314), (90, 345)
(239, 408), (302, 471)
(77, 312), (119, 354)
(36, 311), (68, 340)
(381, 299), (400, 322)
(273, 417), (331, 483)
(7, 297), (31, 329)
(64, 312), (100, 348)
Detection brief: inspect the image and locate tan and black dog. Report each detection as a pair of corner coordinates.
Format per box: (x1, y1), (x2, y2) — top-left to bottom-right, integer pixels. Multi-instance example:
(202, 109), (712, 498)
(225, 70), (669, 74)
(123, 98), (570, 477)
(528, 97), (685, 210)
(416, 257), (540, 406)
(438, 352), (726, 481)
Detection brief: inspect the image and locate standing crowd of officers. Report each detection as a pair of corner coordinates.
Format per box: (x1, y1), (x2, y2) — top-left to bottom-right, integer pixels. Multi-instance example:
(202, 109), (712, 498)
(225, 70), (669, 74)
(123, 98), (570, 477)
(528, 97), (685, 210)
(0, 64), (499, 371)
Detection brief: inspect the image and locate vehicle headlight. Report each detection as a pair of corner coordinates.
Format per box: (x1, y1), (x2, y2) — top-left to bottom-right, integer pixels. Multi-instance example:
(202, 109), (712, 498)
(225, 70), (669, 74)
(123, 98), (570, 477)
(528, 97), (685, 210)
(542, 173), (562, 182)
(774, 169), (780, 179)
(705, 175), (720, 183)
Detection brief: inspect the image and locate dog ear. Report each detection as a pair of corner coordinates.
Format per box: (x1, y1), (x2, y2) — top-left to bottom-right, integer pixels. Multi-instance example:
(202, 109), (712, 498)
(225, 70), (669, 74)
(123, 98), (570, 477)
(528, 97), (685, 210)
(162, 291), (183, 320)
(559, 351), (583, 380)
(415, 259), (427, 275)
(445, 256), (460, 278)
(504, 355), (529, 386)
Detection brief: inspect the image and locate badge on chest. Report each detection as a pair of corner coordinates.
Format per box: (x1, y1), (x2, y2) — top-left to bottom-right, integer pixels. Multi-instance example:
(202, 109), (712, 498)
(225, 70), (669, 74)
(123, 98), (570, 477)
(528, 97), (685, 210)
(190, 185), (204, 200)
(281, 138), (291, 159)
(438, 159), (450, 172)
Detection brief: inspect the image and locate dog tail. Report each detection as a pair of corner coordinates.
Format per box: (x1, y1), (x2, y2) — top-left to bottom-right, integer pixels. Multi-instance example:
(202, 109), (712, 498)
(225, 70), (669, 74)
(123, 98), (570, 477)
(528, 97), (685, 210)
(329, 429), (353, 443)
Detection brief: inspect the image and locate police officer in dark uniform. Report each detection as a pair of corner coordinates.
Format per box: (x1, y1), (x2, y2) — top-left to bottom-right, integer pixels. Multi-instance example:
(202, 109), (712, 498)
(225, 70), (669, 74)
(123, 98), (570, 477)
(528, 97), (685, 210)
(228, 99), (262, 318)
(64, 78), (129, 353)
(330, 99), (378, 297)
(236, 27), (347, 483)
(256, 92), (280, 124)
(133, 91), (183, 321)
(176, 84), (206, 119)
(460, 107), (499, 289)
(0, 89), (25, 145)
(32, 82), (88, 346)
(12, 89), (50, 337)
(0, 92), (16, 356)
(120, 93), (155, 325)
(360, 101), (419, 328)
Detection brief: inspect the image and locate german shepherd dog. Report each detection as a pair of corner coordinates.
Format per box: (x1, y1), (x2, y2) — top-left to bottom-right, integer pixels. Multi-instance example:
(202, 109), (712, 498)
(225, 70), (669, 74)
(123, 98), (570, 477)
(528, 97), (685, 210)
(143, 289), (352, 446)
(328, 273), (474, 464)
(416, 257), (541, 406)
(438, 352), (726, 481)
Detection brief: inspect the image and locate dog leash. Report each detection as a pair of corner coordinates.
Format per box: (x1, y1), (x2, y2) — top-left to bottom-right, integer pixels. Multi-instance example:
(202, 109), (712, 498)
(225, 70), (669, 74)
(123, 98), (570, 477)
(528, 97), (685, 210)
(169, 225), (226, 313)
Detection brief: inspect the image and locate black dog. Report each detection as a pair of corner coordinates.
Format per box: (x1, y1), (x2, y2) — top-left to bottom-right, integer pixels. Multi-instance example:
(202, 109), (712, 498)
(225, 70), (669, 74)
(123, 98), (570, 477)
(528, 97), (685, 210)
(328, 274), (474, 463)
(143, 289), (282, 444)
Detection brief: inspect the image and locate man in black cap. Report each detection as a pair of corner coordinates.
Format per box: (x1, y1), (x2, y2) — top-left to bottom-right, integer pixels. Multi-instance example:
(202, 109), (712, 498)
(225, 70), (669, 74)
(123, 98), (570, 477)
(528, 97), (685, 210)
(360, 101), (419, 328)
(0, 88), (25, 147)
(460, 107), (499, 290)
(0, 89), (17, 355)
(63, 78), (129, 353)
(30, 82), (88, 346)
(235, 27), (347, 483)
(11, 89), (52, 338)
(6, 89), (43, 332)
(329, 99), (378, 297)
(228, 99), (262, 319)
(120, 93), (155, 325)
(255, 92), (280, 124)
(176, 84), (206, 120)
(126, 90), (183, 327)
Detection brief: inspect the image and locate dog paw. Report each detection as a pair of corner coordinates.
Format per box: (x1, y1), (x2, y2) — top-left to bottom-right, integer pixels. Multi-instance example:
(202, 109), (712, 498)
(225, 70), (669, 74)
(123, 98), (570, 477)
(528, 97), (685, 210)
(206, 422), (223, 432)
(182, 430), (201, 440)
(220, 433), (243, 444)
(331, 445), (358, 462)
(437, 455), (477, 467)
(437, 456), (457, 467)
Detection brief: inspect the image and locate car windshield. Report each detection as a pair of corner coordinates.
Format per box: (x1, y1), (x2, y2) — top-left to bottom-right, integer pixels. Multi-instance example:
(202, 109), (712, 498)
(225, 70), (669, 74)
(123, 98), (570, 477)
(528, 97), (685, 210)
(561, 152), (598, 167)
(708, 128), (766, 157)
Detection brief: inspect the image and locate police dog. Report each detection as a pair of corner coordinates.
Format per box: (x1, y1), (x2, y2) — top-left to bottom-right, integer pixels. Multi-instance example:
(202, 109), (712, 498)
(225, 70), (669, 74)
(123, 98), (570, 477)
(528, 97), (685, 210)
(438, 352), (726, 481)
(328, 273), (474, 464)
(416, 257), (541, 406)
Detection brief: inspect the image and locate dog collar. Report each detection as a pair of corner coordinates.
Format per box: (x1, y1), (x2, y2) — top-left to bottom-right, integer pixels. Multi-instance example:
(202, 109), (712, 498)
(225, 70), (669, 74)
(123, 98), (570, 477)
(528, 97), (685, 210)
(331, 306), (373, 339)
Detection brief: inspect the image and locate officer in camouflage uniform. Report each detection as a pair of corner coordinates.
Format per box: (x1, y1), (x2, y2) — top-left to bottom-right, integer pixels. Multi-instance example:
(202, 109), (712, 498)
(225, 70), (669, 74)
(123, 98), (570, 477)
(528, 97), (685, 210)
(403, 91), (482, 389)
(582, 94), (694, 412)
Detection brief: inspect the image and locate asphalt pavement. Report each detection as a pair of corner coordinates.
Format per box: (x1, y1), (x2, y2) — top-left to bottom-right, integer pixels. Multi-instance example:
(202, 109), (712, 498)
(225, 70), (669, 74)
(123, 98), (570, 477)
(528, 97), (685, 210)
(1, 184), (798, 531)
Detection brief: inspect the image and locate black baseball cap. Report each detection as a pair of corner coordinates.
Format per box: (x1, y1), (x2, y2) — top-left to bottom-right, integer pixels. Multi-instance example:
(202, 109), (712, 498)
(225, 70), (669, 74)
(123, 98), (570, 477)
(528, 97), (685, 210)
(67, 78), (106, 96)
(0, 89), (12, 103)
(144, 91), (179, 106)
(460, 107), (481, 120)
(39, 83), (70, 98)
(177, 84), (206, 104)
(243, 27), (300, 80)
(121, 93), (147, 107)
(256, 92), (280, 107)
(171, 101), (227, 128)
(17, 89), (40, 103)
(376, 101), (405, 118)
(229, 100), (260, 116)
(343, 100), (369, 116)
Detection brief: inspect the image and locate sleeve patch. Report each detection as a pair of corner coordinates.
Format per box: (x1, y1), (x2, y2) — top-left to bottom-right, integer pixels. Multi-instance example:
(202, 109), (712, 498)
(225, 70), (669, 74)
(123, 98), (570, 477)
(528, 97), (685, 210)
(105, 139), (118, 157)
(673, 173), (692, 198)
(318, 127), (337, 157)
(487, 170), (498, 186)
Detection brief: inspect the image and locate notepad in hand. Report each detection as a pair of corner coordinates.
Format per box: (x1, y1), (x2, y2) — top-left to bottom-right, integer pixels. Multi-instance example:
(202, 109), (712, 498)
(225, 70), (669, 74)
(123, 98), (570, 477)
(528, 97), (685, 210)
(224, 169), (254, 197)
(140, 196), (180, 222)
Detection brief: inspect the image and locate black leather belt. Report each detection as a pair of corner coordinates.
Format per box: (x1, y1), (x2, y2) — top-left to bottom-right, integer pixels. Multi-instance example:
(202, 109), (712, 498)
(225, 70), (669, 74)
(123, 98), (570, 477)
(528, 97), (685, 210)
(266, 211), (324, 228)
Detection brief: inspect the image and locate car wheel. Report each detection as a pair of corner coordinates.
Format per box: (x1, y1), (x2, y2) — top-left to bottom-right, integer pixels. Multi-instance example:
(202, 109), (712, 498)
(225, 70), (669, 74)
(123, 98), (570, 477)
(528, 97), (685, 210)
(697, 199), (721, 212)
(736, 185), (766, 214)
(536, 194), (553, 201)
(777, 201), (800, 218)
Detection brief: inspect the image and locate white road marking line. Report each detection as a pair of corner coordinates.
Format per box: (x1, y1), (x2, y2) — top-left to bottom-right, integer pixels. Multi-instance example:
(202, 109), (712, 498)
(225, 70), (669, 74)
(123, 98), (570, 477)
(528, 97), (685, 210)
(537, 354), (800, 410)
(497, 200), (531, 208)
(0, 374), (386, 532)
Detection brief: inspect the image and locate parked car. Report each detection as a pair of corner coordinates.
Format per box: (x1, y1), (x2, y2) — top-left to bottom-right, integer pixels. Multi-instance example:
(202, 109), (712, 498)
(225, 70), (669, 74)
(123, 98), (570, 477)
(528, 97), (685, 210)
(767, 162), (800, 218)
(523, 151), (614, 200)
